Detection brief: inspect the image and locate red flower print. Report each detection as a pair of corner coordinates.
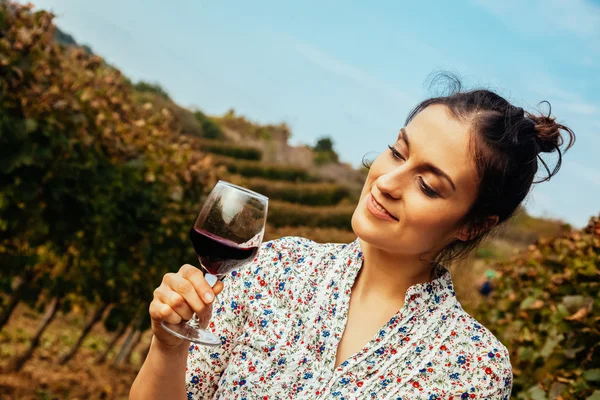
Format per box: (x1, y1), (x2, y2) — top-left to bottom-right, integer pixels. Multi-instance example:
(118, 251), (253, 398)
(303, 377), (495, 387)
(183, 237), (512, 399)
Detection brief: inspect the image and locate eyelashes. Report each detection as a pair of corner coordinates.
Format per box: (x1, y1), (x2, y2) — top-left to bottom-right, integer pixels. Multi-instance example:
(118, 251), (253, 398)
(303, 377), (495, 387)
(387, 145), (441, 198)
(418, 177), (439, 198)
(388, 145), (404, 161)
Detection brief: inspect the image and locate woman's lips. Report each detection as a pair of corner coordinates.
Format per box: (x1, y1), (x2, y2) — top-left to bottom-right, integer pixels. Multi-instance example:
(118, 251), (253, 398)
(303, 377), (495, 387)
(366, 193), (398, 221)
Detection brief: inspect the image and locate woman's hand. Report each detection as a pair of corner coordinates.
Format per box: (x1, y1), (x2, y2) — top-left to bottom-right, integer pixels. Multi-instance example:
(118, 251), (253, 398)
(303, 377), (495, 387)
(149, 264), (225, 349)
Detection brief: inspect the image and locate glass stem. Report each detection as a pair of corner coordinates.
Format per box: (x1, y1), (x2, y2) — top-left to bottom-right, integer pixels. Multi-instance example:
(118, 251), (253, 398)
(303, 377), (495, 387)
(202, 273), (218, 323)
(188, 314), (201, 328)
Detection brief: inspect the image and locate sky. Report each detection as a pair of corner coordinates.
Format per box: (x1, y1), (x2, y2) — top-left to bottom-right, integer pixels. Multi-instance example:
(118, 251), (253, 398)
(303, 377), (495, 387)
(25, 0), (600, 227)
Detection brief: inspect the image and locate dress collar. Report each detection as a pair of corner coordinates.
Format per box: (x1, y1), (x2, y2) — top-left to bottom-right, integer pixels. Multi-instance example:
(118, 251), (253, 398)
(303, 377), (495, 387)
(345, 239), (457, 314)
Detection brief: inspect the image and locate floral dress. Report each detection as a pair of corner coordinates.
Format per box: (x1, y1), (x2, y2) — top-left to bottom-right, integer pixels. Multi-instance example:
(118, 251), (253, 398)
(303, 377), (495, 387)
(186, 237), (513, 399)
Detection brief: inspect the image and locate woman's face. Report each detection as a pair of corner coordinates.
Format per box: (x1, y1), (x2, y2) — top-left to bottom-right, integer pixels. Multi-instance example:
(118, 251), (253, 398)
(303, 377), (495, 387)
(352, 104), (481, 259)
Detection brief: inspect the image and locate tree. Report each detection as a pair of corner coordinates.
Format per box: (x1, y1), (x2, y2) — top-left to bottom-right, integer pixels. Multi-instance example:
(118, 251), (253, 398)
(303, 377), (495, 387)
(0, 2), (214, 370)
(312, 137), (339, 164)
(313, 137), (335, 153)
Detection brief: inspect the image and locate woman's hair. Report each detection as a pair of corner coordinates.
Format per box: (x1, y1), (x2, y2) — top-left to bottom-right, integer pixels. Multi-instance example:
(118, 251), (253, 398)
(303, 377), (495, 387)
(374, 73), (576, 264)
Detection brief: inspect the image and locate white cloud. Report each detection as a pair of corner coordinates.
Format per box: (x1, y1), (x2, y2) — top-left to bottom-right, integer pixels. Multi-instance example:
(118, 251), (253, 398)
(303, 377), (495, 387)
(545, 0), (600, 39)
(562, 101), (599, 116)
(525, 72), (600, 117)
(473, 0), (600, 39)
(291, 40), (412, 107)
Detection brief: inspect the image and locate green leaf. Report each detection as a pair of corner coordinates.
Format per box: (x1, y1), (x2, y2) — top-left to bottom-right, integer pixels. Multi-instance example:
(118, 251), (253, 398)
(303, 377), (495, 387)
(24, 118), (38, 133)
(587, 391), (600, 400)
(520, 296), (537, 310)
(584, 369), (600, 382)
(527, 385), (548, 400)
(540, 333), (563, 359)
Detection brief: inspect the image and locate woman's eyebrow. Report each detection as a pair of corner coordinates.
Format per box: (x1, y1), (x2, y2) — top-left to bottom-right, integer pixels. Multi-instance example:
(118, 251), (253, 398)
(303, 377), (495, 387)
(400, 128), (456, 192)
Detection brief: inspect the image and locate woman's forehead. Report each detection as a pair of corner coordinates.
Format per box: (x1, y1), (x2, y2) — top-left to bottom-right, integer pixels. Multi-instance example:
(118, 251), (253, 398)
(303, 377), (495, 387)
(406, 105), (479, 188)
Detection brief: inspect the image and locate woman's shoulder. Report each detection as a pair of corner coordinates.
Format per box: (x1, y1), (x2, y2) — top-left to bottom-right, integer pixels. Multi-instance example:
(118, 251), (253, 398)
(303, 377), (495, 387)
(443, 307), (513, 393)
(458, 310), (510, 356)
(250, 236), (351, 281)
(259, 236), (344, 260)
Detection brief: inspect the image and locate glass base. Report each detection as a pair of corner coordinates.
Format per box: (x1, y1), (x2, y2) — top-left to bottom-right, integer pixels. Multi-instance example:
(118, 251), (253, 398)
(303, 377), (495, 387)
(161, 320), (221, 346)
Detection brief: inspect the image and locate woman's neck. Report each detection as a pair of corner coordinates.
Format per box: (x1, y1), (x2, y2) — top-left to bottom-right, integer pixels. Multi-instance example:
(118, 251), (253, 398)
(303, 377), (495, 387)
(352, 238), (435, 304)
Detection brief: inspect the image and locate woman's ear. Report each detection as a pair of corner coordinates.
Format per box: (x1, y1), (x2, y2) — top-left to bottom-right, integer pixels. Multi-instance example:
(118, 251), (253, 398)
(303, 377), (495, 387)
(456, 215), (499, 241)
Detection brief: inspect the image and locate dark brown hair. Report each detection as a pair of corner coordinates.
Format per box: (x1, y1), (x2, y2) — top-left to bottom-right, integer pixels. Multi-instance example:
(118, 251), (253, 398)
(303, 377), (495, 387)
(377, 74), (576, 264)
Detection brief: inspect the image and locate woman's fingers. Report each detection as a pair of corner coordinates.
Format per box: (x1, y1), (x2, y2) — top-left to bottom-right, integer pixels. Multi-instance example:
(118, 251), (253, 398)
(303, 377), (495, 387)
(154, 285), (195, 320)
(212, 280), (224, 296)
(149, 298), (183, 325)
(179, 264), (218, 304)
(149, 264), (226, 336)
(164, 271), (206, 315)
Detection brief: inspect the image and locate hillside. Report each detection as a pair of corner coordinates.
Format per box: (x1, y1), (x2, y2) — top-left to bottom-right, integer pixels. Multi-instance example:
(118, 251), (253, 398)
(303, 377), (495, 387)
(0, 3), (589, 400)
(49, 21), (562, 249)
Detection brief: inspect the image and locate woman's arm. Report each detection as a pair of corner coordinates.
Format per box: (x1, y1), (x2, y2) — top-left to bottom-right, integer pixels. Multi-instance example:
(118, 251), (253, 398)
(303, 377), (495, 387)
(130, 238), (293, 399)
(129, 336), (189, 399)
(129, 264), (224, 400)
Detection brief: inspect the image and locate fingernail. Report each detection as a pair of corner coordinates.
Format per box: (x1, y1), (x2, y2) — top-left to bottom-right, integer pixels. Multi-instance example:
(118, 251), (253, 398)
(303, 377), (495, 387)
(204, 292), (214, 302)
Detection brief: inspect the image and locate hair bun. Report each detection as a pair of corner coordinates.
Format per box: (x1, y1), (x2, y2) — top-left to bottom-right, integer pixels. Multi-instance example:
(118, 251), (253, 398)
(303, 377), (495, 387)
(526, 102), (575, 154)
(530, 114), (562, 153)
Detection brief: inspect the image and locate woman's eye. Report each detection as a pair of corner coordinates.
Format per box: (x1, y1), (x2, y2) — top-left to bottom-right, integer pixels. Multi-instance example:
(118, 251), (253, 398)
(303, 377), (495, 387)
(387, 145), (441, 198)
(418, 177), (440, 198)
(387, 145), (405, 161)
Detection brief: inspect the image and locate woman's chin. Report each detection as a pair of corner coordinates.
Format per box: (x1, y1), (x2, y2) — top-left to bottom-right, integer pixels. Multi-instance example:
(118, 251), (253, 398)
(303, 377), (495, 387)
(351, 208), (389, 245)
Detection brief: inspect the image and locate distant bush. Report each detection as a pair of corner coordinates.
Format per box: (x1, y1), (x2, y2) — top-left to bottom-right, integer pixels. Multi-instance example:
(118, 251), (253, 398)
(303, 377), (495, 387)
(313, 151), (338, 165)
(133, 81), (170, 99)
(216, 109), (291, 142)
(194, 111), (224, 140)
(313, 136), (339, 165)
(268, 201), (354, 230)
(132, 93), (221, 140)
(244, 178), (350, 206)
(474, 215), (600, 399)
(498, 207), (568, 245)
(214, 157), (317, 182)
(198, 140), (262, 160)
(475, 245), (499, 260)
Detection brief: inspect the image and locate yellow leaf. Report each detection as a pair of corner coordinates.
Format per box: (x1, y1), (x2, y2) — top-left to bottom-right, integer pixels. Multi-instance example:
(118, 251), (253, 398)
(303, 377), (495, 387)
(565, 307), (588, 322)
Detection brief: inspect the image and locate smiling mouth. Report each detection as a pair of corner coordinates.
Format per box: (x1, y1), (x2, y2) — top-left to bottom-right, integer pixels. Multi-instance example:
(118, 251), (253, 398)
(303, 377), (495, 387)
(367, 194), (398, 221)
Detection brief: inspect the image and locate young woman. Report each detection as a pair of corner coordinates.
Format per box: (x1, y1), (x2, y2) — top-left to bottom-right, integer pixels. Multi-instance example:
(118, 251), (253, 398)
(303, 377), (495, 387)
(130, 78), (575, 399)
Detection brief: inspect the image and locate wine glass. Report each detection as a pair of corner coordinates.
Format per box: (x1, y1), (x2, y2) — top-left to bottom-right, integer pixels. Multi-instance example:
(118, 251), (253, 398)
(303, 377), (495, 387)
(161, 180), (268, 346)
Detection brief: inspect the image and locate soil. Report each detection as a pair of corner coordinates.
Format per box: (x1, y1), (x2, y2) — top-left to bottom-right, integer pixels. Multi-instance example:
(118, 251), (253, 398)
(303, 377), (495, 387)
(0, 305), (150, 400)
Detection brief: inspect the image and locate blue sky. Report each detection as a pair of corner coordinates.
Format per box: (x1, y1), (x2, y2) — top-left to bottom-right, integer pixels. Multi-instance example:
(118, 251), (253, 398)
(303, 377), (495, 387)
(27, 0), (600, 227)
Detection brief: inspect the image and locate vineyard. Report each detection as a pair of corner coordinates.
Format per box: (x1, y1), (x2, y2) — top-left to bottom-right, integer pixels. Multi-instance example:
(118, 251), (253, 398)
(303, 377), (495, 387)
(0, 3), (598, 399)
(475, 217), (600, 400)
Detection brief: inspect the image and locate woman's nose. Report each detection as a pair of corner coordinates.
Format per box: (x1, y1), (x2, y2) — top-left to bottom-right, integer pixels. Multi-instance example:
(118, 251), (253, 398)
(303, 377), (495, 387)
(375, 168), (407, 200)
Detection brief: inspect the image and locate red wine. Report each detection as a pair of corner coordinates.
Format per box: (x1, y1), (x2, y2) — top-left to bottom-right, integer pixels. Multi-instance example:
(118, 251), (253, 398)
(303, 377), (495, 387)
(189, 228), (258, 276)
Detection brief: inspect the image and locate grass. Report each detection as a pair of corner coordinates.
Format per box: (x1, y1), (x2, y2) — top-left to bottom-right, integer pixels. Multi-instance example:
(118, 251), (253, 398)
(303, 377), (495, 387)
(0, 304), (148, 400)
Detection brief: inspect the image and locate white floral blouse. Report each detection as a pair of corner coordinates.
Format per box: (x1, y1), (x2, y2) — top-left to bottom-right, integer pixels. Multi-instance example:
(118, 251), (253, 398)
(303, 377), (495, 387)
(185, 237), (513, 399)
